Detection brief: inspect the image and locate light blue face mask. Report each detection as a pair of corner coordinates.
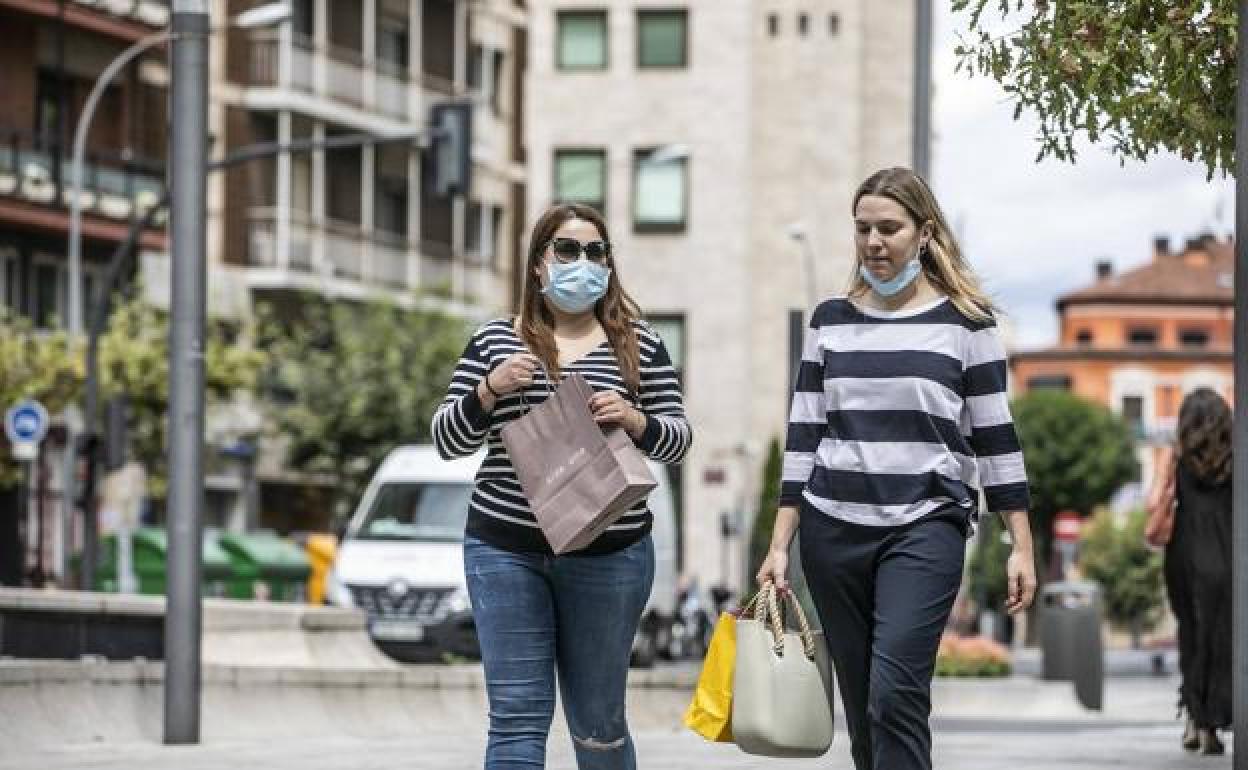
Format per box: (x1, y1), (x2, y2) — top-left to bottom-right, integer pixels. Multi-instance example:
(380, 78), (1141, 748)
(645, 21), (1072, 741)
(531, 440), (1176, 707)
(859, 245), (926, 297)
(542, 259), (612, 313)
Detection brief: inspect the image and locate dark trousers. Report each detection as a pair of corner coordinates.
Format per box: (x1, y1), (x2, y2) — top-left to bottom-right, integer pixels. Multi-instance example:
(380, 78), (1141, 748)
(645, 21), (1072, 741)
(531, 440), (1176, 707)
(799, 505), (966, 770)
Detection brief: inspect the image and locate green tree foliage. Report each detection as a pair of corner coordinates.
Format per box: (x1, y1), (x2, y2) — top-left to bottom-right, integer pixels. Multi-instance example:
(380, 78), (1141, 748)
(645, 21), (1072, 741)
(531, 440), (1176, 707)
(1079, 508), (1165, 643)
(0, 314), (81, 487)
(99, 297), (266, 498)
(1012, 390), (1139, 564)
(261, 298), (468, 523)
(953, 0), (1236, 176)
(747, 437), (784, 593)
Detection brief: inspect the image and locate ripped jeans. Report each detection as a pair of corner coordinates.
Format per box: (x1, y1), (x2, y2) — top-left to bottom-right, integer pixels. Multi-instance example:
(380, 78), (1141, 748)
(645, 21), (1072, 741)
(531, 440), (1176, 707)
(464, 534), (655, 770)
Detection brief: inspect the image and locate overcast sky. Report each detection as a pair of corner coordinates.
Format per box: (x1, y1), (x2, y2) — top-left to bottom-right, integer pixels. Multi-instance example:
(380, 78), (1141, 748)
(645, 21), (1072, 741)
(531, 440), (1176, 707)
(931, 5), (1235, 349)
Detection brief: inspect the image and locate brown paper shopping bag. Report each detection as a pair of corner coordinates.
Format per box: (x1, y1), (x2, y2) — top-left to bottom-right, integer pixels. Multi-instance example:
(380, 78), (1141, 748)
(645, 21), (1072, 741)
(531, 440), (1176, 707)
(500, 373), (657, 554)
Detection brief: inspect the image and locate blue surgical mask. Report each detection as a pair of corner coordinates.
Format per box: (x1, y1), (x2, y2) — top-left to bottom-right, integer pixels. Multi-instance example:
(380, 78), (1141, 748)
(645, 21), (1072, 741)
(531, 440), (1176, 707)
(859, 257), (923, 297)
(542, 259), (611, 313)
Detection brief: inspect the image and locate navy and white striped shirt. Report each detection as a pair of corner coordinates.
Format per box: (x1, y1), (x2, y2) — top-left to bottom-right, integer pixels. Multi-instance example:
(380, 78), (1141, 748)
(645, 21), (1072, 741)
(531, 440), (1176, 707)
(432, 318), (692, 554)
(781, 296), (1030, 529)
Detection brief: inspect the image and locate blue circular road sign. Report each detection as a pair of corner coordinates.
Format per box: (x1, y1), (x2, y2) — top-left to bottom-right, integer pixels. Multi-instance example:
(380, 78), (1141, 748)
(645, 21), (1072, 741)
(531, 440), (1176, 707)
(5, 400), (50, 446)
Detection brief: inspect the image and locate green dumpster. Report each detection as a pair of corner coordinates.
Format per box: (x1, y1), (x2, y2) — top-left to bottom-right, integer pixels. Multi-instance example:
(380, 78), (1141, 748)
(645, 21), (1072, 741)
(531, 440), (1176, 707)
(216, 531), (311, 602)
(93, 528), (231, 597)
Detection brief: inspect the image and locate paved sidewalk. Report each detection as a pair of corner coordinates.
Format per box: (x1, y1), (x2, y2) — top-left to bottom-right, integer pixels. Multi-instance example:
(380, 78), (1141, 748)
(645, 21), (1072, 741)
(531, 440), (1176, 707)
(2, 673), (1232, 770)
(2, 721), (1232, 770)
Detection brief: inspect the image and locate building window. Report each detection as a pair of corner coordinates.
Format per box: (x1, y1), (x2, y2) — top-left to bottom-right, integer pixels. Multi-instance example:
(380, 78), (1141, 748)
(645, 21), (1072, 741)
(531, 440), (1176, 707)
(1127, 326), (1158, 347)
(554, 149), (607, 212)
(466, 201), (483, 261)
(829, 13), (840, 36)
(1027, 375), (1072, 391)
(557, 10), (608, 71)
(377, 5), (410, 72)
(647, 313), (686, 383)
(767, 13), (779, 36)
(1121, 395), (1145, 436)
(1179, 328), (1210, 349)
(1, 247), (17, 314)
(637, 10), (688, 68)
(293, 0), (314, 38)
(633, 148), (688, 233)
(375, 177), (408, 239)
(31, 259), (63, 329)
(1075, 329), (1093, 346)
(797, 12), (809, 36)
(491, 50), (506, 115)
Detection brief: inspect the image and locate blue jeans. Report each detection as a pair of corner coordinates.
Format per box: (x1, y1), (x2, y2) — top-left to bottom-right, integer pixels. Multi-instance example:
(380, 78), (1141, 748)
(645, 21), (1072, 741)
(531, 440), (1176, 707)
(464, 534), (655, 770)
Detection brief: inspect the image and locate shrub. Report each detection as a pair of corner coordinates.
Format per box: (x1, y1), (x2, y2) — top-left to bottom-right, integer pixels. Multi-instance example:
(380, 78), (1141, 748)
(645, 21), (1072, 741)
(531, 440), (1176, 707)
(935, 633), (1012, 677)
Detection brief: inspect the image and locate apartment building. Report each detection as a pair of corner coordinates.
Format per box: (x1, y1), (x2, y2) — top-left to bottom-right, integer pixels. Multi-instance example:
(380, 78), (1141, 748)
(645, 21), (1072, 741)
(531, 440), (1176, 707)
(526, 1), (919, 587)
(0, 0), (171, 585)
(0, 0), (169, 329)
(200, 0), (528, 316)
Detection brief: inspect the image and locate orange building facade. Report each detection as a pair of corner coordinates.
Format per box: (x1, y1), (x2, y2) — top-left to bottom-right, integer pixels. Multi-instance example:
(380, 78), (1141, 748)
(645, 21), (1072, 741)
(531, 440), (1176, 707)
(1010, 235), (1235, 487)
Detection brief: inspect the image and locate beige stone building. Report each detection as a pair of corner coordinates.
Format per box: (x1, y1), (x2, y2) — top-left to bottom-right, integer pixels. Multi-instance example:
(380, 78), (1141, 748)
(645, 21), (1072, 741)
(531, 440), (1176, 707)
(526, 0), (918, 587)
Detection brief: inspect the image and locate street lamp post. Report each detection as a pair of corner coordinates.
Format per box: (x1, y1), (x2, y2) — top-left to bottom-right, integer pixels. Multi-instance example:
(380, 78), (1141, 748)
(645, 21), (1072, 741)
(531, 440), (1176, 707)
(161, 0), (290, 746)
(913, 0), (933, 178)
(65, 3), (291, 592)
(163, 0), (210, 745)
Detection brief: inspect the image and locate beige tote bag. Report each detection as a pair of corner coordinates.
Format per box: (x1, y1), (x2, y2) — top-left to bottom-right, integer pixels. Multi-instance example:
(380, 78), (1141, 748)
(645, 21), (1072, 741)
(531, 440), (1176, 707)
(731, 583), (835, 758)
(500, 372), (656, 554)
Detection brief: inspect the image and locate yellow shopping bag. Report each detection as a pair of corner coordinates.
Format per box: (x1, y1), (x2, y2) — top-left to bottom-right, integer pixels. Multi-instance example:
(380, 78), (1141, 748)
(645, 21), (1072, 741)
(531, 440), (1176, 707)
(682, 611), (737, 742)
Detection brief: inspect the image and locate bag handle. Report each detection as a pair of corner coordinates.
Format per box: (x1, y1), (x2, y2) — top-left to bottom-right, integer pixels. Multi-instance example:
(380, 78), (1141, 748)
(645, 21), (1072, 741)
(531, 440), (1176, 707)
(514, 359), (558, 415)
(750, 582), (818, 661)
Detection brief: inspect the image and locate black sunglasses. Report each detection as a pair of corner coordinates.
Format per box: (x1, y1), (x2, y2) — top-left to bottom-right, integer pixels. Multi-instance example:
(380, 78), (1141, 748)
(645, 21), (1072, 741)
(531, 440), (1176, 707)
(548, 237), (612, 264)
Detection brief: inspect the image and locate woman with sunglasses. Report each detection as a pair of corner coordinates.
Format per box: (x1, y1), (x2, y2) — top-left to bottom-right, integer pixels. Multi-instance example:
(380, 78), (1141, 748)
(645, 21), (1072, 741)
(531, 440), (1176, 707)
(757, 168), (1035, 770)
(432, 202), (692, 770)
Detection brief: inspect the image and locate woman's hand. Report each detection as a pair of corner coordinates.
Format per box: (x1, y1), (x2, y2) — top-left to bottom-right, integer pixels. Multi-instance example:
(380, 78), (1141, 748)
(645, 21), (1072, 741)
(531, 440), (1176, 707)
(755, 547), (791, 594)
(589, 390), (647, 439)
(487, 353), (540, 396)
(1005, 545), (1037, 615)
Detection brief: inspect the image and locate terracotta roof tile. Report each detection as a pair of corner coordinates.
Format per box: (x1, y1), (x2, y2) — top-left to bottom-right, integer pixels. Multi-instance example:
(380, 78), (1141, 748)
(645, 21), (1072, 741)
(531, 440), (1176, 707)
(1057, 238), (1235, 307)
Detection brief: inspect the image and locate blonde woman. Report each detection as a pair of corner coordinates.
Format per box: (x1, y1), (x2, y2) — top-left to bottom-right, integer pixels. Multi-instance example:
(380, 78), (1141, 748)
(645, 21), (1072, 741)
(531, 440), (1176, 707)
(756, 168), (1037, 770)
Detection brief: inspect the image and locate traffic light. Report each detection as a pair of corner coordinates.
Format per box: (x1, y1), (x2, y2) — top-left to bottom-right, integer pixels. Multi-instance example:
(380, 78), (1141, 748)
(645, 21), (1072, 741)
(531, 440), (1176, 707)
(426, 101), (473, 199)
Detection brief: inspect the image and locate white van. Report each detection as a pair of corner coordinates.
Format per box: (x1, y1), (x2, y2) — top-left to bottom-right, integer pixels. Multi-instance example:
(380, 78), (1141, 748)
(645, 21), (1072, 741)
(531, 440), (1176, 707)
(325, 445), (678, 666)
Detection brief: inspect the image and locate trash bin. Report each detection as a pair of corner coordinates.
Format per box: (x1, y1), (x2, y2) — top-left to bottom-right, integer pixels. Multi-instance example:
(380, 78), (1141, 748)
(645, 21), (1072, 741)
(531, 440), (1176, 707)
(1038, 580), (1104, 710)
(93, 528), (231, 597)
(299, 533), (338, 605)
(216, 531), (311, 602)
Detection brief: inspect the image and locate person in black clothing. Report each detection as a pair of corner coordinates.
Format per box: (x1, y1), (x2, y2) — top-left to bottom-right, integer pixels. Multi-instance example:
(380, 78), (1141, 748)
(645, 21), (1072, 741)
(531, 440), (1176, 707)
(1161, 387), (1233, 756)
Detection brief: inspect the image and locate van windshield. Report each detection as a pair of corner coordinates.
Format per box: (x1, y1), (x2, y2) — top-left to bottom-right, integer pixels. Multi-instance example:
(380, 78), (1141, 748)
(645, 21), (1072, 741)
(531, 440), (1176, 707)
(356, 482), (472, 542)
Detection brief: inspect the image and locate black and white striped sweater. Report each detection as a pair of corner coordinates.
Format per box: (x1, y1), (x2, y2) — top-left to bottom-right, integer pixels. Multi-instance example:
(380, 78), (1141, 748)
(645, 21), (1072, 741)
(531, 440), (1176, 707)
(432, 318), (692, 554)
(781, 296), (1030, 528)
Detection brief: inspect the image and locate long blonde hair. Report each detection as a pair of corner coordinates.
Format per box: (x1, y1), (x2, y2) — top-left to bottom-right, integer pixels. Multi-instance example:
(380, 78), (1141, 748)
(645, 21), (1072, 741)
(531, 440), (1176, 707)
(518, 203), (643, 393)
(848, 167), (995, 322)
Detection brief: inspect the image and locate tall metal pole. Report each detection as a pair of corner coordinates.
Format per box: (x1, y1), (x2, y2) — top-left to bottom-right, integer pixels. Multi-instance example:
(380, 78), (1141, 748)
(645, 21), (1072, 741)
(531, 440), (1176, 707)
(1234, 4), (1248, 767)
(912, 0), (933, 178)
(164, 0), (209, 745)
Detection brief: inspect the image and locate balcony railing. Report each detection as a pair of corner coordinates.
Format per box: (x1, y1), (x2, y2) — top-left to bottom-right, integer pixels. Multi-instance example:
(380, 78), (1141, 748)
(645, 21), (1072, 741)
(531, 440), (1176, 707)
(72, 0), (171, 28)
(248, 32), (458, 120)
(246, 208), (484, 299)
(0, 130), (166, 225)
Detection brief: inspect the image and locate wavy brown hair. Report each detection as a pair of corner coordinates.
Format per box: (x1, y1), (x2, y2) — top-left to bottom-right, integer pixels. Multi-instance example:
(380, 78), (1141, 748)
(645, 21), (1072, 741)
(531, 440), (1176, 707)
(517, 203), (642, 392)
(848, 167), (996, 322)
(1176, 387), (1233, 485)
